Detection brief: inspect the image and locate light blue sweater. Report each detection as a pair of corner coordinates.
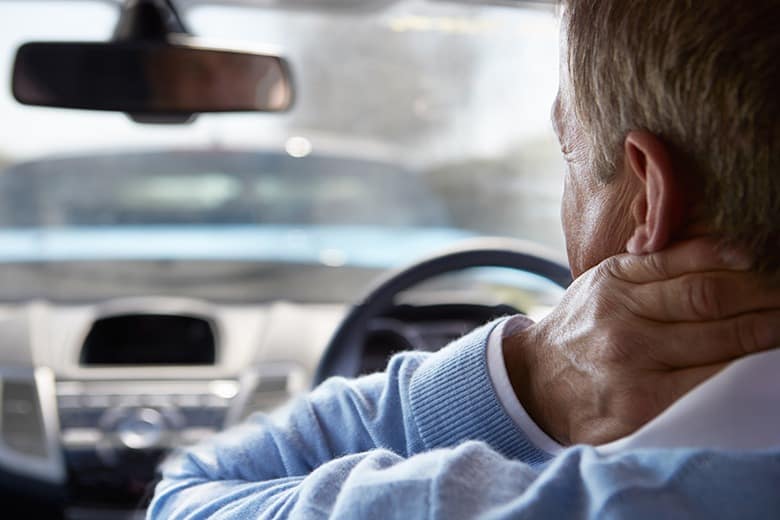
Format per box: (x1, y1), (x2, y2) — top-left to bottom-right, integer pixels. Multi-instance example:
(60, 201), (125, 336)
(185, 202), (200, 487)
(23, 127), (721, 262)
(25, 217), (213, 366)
(147, 318), (780, 519)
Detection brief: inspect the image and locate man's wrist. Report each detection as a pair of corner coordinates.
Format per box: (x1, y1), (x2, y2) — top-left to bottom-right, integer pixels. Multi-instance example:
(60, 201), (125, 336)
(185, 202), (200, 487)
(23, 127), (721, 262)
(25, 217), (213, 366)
(488, 317), (563, 455)
(502, 325), (567, 445)
(409, 318), (550, 463)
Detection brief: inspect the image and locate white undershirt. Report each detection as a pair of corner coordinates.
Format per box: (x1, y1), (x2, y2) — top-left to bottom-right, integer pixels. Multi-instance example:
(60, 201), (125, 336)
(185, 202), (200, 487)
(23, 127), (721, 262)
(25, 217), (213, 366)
(487, 317), (780, 454)
(486, 317), (564, 454)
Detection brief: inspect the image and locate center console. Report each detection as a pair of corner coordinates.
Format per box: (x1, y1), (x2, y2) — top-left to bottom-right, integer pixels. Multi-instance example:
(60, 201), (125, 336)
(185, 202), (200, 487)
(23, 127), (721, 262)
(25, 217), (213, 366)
(57, 378), (237, 506)
(56, 311), (234, 507)
(0, 302), (308, 517)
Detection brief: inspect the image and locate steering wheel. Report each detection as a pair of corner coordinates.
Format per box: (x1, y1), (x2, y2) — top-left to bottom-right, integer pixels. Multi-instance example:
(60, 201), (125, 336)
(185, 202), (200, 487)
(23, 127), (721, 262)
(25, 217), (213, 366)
(313, 237), (572, 387)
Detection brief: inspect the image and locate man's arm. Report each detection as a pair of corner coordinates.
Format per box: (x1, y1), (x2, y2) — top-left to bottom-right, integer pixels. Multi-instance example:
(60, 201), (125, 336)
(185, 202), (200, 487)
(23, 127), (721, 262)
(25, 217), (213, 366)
(148, 239), (780, 517)
(147, 319), (549, 518)
(150, 435), (780, 519)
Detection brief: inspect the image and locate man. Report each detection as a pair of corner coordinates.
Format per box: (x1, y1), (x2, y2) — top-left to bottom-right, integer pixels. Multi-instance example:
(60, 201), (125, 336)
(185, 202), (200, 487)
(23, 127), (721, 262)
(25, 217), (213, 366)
(147, 1), (780, 518)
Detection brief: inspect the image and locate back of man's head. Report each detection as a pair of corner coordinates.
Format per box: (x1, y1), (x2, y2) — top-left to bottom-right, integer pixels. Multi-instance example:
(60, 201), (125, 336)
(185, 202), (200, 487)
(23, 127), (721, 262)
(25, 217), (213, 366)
(563, 0), (780, 276)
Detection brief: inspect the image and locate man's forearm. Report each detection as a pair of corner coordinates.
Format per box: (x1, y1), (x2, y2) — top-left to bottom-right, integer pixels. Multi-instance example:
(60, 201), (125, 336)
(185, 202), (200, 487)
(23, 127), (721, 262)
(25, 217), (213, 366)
(147, 318), (548, 517)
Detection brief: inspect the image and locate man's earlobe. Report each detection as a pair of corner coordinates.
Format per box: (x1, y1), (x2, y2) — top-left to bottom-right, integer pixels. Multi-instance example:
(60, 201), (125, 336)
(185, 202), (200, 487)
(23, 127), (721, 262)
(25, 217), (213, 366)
(624, 131), (685, 255)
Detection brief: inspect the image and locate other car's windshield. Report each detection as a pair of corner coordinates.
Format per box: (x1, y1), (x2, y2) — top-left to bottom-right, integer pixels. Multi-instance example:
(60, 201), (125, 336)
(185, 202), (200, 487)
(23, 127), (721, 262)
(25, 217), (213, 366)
(0, 0), (564, 303)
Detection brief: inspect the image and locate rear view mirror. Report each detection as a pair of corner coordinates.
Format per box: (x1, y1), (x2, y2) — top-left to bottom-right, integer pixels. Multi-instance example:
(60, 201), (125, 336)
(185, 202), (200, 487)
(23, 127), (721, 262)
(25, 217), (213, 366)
(12, 39), (294, 118)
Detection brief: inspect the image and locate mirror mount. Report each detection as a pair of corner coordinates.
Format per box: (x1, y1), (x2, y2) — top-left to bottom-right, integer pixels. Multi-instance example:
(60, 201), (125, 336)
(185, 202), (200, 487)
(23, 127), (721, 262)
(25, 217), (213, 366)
(114, 0), (195, 123)
(113, 0), (191, 43)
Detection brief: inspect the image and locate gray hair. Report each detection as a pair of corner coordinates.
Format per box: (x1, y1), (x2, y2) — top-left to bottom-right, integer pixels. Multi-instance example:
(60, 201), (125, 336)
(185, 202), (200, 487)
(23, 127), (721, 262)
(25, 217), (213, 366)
(564, 0), (780, 275)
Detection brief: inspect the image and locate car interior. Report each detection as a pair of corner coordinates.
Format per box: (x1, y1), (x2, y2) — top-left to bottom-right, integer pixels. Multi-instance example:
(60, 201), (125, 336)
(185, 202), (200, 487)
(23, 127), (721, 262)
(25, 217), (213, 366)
(0, 0), (569, 518)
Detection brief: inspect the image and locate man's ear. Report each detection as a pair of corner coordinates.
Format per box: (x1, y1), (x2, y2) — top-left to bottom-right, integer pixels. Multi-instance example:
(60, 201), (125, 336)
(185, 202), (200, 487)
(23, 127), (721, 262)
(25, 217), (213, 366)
(624, 130), (686, 254)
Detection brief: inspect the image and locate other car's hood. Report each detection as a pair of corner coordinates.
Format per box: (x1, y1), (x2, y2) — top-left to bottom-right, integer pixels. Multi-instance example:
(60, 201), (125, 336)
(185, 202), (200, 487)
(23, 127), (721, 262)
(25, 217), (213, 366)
(0, 225), (475, 269)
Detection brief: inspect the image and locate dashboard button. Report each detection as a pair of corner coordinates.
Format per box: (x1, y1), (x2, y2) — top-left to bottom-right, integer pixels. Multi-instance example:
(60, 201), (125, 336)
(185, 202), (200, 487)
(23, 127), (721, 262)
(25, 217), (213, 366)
(59, 408), (104, 429)
(142, 394), (173, 408)
(202, 394), (229, 408)
(2, 380), (46, 457)
(82, 394), (111, 408)
(181, 408), (225, 428)
(174, 394), (202, 408)
(62, 428), (103, 447)
(115, 394), (142, 407)
(116, 408), (164, 450)
(57, 395), (82, 409)
(159, 407), (185, 430)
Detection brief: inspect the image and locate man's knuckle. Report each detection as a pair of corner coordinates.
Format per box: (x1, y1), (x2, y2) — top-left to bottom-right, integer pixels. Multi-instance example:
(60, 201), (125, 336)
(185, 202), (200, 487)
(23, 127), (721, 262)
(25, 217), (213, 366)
(597, 257), (621, 281)
(602, 344), (629, 364)
(644, 253), (667, 279)
(685, 275), (721, 319)
(601, 329), (641, 364)
(592, 293), (614, 318)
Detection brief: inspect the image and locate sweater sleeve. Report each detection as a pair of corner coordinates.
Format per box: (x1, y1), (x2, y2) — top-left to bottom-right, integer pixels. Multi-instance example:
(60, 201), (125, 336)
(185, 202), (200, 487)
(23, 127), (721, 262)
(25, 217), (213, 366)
(148, 437), (780, 519)
(147, 317), (549, 518)
(146, 317), (780, 519)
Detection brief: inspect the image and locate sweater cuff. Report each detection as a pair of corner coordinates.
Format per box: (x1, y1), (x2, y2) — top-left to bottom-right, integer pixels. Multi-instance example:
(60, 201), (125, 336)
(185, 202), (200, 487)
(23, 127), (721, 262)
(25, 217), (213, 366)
(408, 317), (551, 464)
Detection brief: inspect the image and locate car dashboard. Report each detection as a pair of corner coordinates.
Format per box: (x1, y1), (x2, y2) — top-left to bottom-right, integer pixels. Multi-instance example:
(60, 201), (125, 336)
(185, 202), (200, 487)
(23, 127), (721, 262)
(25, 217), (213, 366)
(0, 294), (513, 518)
(0, 297), (341, 514)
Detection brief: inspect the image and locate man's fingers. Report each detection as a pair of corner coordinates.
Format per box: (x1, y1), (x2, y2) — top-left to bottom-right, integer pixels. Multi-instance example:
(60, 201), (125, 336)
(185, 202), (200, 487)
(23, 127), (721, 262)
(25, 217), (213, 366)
(603, 238), (751, 285)
(625, 271), (780, 322)
(648, 309), (780, 368)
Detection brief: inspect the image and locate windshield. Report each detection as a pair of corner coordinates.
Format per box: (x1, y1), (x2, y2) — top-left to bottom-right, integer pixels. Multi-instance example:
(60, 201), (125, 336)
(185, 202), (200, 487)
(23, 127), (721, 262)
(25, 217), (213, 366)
(0, 0), (565, 303)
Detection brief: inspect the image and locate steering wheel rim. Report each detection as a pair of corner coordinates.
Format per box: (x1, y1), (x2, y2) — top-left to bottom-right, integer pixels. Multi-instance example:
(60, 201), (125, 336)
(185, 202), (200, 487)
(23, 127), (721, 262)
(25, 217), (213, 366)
(313, 237), (572, 387)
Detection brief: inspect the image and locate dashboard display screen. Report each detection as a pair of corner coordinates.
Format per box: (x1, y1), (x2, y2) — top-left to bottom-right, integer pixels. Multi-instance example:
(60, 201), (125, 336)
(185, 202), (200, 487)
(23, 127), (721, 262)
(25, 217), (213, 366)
(80, 314), (216, 365)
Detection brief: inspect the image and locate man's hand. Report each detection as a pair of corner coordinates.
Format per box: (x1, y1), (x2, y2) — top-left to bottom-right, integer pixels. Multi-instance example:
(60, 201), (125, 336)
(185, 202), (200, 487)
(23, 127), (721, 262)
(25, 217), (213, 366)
(503, 239), (780, 446)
